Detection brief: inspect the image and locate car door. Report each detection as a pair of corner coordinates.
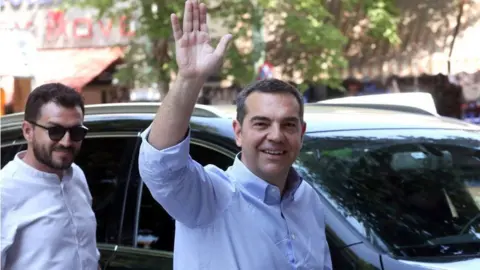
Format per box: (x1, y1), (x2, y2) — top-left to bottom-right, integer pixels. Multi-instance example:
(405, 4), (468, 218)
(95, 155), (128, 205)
(73, 134), (139, 268)
(0, 133), (138, 269)
(1, 125), (25, 169)
(106, 137), (236, 270)
(1, 143), (24, 168)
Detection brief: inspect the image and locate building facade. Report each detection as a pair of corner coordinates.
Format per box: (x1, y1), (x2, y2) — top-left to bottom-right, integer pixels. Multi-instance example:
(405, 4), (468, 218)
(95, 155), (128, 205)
(0, 0), (131, 109)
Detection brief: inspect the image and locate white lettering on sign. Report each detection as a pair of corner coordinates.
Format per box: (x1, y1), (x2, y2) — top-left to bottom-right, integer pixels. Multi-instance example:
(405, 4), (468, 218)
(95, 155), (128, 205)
(0, 0), (60, 9)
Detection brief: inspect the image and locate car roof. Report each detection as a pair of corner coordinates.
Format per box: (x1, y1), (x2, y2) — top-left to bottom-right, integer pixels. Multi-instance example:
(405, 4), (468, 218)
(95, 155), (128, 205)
(0, 102), (229, 133)
(302, 104), (480, 133)
(317, 92), (439, 115)
(0, 103), (237, 143)
(2, 102), (478, 140)
(212, 103), (480, 133)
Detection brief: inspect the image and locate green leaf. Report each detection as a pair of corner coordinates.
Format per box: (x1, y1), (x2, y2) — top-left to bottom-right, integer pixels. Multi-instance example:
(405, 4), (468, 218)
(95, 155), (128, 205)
(64, 0), (401, 89)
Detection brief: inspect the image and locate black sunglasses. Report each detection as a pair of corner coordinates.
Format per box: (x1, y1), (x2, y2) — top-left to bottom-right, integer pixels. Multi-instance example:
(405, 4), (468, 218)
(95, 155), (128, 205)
(28, 121), (88, 142)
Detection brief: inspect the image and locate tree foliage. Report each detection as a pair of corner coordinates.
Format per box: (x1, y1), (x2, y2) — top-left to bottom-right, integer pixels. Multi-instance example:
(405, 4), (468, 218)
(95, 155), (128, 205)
(64, 0), (400, 91)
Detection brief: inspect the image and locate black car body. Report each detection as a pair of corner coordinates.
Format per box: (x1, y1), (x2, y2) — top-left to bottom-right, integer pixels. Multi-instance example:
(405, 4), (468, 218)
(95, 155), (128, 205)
(1, 102), (479, 270)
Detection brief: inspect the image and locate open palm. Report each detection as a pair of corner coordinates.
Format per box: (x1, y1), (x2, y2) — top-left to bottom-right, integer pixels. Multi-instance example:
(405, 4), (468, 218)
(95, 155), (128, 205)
(171, 0), (232, 79)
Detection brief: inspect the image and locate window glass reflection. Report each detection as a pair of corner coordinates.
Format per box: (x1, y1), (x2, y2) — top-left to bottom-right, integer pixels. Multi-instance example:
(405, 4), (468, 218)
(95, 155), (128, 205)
(296, 129), (480, 258)
(135, 143), (234, 252)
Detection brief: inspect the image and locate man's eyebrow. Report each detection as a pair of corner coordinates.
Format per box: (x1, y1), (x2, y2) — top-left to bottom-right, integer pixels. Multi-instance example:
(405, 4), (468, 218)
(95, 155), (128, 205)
(46, 121), (62, 126)
(250, 116), (271, 122)
(282, 116), (301, 122)
(46, 121), (82, 127)
(249, 116), (301, 122)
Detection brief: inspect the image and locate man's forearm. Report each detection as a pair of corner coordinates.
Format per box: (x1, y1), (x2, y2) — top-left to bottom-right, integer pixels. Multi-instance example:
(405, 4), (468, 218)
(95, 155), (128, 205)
(148, 76), (205, 150)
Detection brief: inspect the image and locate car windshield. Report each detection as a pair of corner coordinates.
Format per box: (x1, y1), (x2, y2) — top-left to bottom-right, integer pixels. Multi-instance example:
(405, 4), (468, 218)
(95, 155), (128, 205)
(295, 129), (480, 258)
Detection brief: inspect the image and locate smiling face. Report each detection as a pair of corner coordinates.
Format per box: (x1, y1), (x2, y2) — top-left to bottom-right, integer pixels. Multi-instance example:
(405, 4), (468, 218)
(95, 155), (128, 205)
(23, 102), (84, 172)
(233, 91), (306, 185)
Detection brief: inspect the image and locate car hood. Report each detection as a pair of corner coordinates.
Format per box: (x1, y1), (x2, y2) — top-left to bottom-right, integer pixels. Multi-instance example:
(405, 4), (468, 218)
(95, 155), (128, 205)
(398, 258), (480, 270)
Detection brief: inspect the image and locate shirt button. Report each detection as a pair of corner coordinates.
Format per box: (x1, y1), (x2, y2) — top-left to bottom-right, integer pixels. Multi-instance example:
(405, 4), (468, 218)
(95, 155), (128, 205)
(291, 234), (296, 240)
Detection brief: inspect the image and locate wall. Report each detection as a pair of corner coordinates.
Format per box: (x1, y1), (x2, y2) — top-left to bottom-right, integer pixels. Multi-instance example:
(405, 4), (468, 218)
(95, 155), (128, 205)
(82, 85), (104, 105)
(0, 0), (133, 49)
(345, 1), (480, 79)
(12, 77), (32, 113)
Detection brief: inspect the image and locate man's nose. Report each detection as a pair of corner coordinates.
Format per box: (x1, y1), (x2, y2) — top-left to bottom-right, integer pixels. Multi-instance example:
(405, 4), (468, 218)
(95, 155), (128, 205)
(267, 124), (283, 142)
(58, 131), (73, 146)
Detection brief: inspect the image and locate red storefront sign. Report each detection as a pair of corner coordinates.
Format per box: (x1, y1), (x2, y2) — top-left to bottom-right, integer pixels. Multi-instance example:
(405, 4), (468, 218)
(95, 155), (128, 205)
(8, 9), (135, 41)
(44, 10), (135, 40)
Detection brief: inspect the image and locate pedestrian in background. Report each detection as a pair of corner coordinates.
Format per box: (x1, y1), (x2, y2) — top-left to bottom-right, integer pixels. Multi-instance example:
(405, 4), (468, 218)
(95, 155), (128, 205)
(1, 83), (100, 270)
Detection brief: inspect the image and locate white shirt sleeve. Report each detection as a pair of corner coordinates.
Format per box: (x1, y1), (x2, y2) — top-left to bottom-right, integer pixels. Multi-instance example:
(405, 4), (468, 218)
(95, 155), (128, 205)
(138, 126), (234, 228)
(1, 179), (17, 269)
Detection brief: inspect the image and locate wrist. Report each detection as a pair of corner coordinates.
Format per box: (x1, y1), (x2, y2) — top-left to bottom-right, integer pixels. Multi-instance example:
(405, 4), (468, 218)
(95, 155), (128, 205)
(176, 74), (208, 86)
(170, 74), (206, 96)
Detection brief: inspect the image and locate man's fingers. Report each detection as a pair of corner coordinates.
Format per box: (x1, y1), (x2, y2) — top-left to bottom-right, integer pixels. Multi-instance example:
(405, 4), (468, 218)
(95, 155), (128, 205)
(192, 0), (200, 31)
(171, 14), (182, 40)
(214, 34), (233, 57)
(199, 3), (208, 33)
(183, 0), (193, 33)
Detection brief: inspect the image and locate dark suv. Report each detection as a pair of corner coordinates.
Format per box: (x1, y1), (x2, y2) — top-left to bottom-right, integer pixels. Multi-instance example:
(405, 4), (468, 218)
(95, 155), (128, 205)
(1, 102), (479, 270)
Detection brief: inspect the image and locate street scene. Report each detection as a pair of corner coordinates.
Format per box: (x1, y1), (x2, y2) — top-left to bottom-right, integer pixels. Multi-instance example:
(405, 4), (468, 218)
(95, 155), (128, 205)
(1, 0), (480, 269)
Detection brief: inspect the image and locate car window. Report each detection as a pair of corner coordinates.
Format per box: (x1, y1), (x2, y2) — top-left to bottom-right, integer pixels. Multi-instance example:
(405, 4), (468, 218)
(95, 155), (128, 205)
(75, 136), (138, 245)
(296, 129), (480, 259)
(108, 141), (234, 269)
(1, 144), (21, 168)
(134, 142), (235, 252)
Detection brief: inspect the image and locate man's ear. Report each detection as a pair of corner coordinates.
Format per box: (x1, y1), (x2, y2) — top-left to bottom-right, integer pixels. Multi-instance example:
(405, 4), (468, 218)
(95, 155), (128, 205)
(300, 120), (307, 144)
(232, 119), (242, 147)
(22, 121), (34, 143)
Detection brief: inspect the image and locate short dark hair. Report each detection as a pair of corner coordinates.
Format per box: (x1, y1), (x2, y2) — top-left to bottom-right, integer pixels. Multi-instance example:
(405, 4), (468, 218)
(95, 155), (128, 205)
(235, 79), (304, 124)
(24, 83), (85, 122)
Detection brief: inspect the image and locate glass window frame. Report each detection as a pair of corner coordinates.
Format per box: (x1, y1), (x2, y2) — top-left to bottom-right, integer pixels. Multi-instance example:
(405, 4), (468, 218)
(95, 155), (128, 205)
(115, 135), (237, 264)
(296, 128), (480, 258)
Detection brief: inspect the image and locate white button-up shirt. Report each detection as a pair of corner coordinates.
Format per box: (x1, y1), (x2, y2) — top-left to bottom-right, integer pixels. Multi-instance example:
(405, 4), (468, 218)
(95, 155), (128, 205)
(139, 128), (332, 270)
(1, 152), (100, 270)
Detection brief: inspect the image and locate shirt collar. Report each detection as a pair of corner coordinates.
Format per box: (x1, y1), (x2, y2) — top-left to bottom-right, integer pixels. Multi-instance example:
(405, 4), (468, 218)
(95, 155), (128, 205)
(14, 151), (72, 183)
(228, 153), (303, 205)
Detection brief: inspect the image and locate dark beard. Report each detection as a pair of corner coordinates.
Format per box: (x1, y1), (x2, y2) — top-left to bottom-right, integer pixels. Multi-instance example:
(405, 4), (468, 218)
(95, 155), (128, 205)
(32, 141), (77, 170)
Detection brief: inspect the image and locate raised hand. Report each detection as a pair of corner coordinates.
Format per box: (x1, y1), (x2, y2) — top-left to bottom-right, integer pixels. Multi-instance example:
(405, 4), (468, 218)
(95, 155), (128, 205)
(171, 0), (232, 79)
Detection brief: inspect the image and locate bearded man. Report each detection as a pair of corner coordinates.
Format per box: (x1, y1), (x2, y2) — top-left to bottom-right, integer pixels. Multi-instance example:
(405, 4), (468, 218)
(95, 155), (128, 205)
(1, 83), (100, 270)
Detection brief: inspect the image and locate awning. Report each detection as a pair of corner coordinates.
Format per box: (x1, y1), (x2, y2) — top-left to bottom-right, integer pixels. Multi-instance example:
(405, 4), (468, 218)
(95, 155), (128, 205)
(35, 47), (124, 90)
